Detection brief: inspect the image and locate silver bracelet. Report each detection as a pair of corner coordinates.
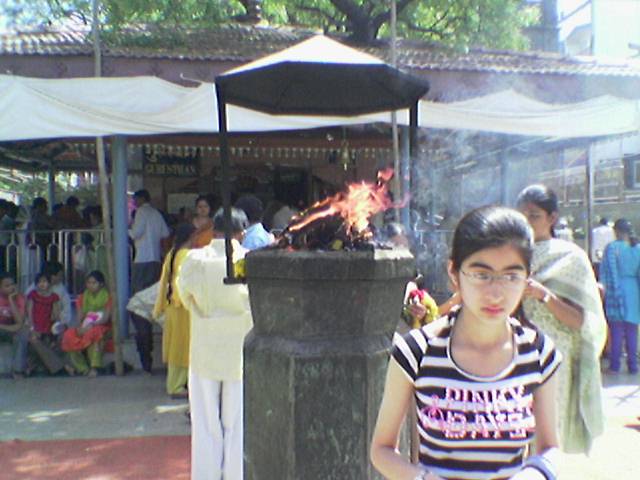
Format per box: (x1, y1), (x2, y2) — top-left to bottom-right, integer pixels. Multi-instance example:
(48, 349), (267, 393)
(523, 454), (557, 480)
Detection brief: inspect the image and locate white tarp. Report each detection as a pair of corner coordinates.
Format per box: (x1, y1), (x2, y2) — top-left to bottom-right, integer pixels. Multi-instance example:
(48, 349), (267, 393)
(419, 90), (640, 138)
(1, 74), (638, 141)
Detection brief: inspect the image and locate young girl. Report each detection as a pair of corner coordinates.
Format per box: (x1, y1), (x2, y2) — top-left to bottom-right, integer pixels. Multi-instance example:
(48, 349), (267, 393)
(61, 271), (112, 377)
(153, 223), (195, 397)
(27, 272), (60, 336)
(371, 206), (562, 480)
(26, 272), (70, 375)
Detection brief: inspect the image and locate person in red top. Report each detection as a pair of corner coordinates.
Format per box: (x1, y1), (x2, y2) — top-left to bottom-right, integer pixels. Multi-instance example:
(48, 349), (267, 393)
(27, 272), (60, 334)
(26, 272), (68, 375)
(0, 271), (29, 378)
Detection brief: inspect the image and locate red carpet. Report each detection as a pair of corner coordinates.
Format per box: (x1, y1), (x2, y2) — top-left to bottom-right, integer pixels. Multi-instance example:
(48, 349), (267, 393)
(0, 435), (190, 479)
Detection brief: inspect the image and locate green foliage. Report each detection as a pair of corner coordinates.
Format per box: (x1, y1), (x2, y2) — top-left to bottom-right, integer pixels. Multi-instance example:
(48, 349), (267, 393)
(1, 0), (537, 50)
(0, 171), (99, 209)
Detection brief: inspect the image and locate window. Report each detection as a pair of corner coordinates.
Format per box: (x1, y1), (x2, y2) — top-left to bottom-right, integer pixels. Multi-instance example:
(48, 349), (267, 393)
(623, 155), (640, 189)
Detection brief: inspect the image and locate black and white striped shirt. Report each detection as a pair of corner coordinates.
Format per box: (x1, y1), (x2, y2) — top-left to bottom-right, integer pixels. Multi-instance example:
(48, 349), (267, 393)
(392, 313), (561, 480)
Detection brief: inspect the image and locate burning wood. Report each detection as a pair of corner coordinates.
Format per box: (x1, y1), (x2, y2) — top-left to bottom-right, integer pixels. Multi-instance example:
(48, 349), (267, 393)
(278, 168), (401, 250)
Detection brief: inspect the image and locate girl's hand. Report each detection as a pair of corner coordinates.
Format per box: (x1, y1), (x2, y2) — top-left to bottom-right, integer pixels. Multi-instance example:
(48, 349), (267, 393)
(523, 279), (550, 302)
(407, 302), (427, 321)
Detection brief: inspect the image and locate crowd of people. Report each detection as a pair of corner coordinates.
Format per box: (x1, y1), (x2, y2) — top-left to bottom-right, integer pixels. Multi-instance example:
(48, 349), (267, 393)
(2, 180), (638, 480)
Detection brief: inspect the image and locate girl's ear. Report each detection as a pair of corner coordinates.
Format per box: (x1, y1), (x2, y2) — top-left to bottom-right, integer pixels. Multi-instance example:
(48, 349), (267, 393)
(447, 260), (459, 289)
(549, 211), (559, 226)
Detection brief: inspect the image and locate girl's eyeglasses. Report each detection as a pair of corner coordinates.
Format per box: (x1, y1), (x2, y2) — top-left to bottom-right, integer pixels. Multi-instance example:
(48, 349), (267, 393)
(460, 270), (527, 290)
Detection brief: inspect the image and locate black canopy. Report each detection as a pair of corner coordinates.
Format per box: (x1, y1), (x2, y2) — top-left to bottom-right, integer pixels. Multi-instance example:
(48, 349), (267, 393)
(214, 35), (429, 279)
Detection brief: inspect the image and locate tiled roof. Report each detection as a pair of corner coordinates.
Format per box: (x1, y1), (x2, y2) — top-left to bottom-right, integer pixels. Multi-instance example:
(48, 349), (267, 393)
(2, 24), (640, 78)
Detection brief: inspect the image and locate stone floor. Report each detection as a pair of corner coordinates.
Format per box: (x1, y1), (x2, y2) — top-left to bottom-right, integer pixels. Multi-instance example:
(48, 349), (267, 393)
(0, 361), (638, 479)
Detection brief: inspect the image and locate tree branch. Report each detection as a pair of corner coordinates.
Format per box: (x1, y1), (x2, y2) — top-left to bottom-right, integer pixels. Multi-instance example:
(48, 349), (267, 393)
(294, 3), (343, 27)
(371, 0), (415, 30)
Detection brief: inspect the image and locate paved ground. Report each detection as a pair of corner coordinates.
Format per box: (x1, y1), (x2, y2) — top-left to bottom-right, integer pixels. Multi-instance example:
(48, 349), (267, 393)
(558, 370), (640, 479)
(0, 372), (189, 442)
(0, 366), (638, 479)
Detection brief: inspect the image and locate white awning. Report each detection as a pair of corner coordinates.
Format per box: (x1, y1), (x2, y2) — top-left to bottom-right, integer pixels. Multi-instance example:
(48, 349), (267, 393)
(1, 74), (638, 141)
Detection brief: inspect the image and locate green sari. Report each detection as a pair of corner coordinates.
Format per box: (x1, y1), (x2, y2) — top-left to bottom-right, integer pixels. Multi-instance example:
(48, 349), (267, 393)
(522, 238), (606, 454)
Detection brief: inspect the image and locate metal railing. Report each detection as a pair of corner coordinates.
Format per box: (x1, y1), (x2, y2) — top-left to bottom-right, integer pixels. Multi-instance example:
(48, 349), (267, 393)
(411, 228), (454, 302)
(0, 228), (128, 296)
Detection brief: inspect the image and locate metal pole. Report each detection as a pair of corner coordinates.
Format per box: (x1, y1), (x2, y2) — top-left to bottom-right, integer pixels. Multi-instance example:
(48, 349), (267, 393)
(586, 142), (594, 259)
(215, 86), (236, 281)
(47, 163), (56, 214)
(499, 141), (509, 205)
(112, 136), (130, 338)
(93, 0), (124, 375)
(390, 0), (401, 222)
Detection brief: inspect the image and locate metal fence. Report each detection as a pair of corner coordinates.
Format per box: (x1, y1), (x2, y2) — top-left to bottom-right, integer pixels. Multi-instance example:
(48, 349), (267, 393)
(0, 228), (123, 296)
(411, 228), (454, 302)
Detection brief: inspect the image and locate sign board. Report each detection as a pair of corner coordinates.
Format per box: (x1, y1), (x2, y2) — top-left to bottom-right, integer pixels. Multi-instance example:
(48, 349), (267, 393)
(143, 148), (200, 177)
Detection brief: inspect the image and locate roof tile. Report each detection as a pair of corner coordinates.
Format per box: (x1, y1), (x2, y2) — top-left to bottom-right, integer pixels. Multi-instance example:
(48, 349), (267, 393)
(2, 24), (640, 78)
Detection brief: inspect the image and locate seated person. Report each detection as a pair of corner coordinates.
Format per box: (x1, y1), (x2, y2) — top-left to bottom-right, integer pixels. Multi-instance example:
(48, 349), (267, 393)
(26, 261), (74, 333)
(0, 272), (29, 379)
(26, 272), (69, 375)
(62, 271), (112, 377)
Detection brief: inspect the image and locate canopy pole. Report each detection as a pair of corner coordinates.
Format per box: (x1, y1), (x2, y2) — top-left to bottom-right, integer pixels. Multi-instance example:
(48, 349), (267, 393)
(93, 0), (123, 375)
(112, 136), (130, 339)
(390, 0), (401, 222)
(47, 163), (55, 214)
(586, 143), (594, 260)
(406, 102), (418, 231)
(215, 86), (236, 281)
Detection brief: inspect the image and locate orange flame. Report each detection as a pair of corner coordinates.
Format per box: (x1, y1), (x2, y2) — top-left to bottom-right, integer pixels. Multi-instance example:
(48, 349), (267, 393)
(287, 168), (401, 241)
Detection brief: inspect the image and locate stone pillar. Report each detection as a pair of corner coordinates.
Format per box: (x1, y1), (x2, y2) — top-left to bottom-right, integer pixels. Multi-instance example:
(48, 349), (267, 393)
(245, 248), (414, 480)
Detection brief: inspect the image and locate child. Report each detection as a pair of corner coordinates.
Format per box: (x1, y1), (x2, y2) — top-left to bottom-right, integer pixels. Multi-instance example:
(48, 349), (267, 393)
(27, 272), (60, 336)
(26, 261), (74, 334)
(61, 271), (111, 377)
(371, 206), (562, 480)
(0, 271), (29, 379)
(26, 272), (67, 375)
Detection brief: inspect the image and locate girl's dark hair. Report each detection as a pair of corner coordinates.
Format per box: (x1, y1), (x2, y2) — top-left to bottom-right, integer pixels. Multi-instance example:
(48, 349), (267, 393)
(614, 218), (638, 246)
(516, 184), (558, 215)
(166, 223), (196, 303)
(450, 206), (534, 273)
(35, 272), (51, 284)
(195, 195), (213, 215)
(86, 270), (106, 285)
(516, 184), (559, 237)
(213, 207), (249, 234)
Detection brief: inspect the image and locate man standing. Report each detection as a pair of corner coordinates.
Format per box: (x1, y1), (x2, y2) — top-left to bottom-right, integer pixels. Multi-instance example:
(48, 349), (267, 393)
(234, 195), (274, 251)
(592, 217), (615, 278)
(177, 207), (252, 480)
(129, 189), (169, 373)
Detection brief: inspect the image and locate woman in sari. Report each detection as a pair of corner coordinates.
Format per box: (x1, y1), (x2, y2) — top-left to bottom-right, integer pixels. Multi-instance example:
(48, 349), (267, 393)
(517, 184), (607, 454)
(599, 218), (640, 374)
(153, 223), (195, 397)
(191, 195), (215, 248)
(61, 270), (111, 377)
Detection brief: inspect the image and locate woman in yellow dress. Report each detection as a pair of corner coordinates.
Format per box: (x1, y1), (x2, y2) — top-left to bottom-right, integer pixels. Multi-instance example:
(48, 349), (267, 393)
(154, 223), (195, 397)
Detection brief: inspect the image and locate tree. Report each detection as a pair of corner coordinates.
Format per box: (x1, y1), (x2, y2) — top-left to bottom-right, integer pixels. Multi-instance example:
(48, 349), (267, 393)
(262, 0), (538, 47)
(1, 0), (539, 50)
